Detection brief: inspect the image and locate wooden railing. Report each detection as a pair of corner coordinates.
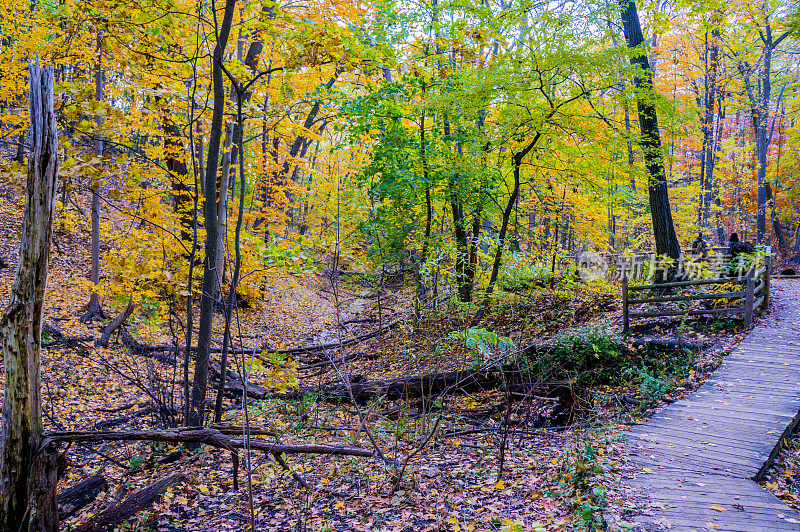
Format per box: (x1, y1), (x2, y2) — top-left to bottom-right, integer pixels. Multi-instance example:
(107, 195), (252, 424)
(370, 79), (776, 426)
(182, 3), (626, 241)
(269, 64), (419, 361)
(622, 255), (772, 333)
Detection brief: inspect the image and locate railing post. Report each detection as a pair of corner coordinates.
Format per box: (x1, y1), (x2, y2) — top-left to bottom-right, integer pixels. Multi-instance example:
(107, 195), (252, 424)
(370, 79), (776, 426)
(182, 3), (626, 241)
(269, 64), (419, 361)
(622, 276), (629, 334)
(763, 254), (772, 310)
(744, 275), (754, 327)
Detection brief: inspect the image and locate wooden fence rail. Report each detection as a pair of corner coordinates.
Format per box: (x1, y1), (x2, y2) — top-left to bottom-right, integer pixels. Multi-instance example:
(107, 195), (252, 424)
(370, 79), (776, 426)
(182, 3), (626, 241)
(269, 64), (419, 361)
(622, 255), (772, 333)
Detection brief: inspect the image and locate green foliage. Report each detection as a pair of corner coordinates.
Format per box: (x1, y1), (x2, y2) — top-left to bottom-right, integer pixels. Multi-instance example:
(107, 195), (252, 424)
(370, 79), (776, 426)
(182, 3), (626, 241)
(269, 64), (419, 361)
(523, 328), (626, 386)
(497, 255), (552, 293)
(523, 328), (696, 395)
(448, 327), (515, 366)
(727, 250), (766, 277)
(549, 432), (623, 532)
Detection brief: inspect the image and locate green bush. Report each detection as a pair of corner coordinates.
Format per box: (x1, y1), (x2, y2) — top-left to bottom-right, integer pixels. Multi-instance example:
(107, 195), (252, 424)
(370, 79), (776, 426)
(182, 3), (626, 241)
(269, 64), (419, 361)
(522, 328), (696, 391)
(523, 328), (627, 386)
(448, 327), (516, 367)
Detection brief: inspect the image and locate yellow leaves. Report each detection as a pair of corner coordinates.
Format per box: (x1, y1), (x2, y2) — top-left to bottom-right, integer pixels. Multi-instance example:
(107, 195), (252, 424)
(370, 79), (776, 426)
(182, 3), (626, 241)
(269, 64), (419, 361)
(493, 480), (504, 490)
(0, 160), (26, 193)
(333, 501), (344, 509)
(709, 505), (726, 512)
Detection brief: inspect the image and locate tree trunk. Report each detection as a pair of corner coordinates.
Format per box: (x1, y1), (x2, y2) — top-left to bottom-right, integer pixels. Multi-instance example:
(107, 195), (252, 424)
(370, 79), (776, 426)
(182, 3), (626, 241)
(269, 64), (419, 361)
(414, 97), (432, 319)
(770, 104), (789, 256)
(699, 19), (721, 229)
(214, 31), (263, 293)
(0, 60), (60, 532)
(473, 131), (547, 323)
(214, 98), (248, 422)
(451, 196), (471, 302)
(85, 30), (105, 322)
(160, 103), (192, 244)
(72, 473), (184, 532)
(742, 22), (792, 243)
(14, 132), (25, 164)
(792, 225), (800, 265)
(765, 182), (788, 254)
(189, 0), (237, 428)
(755, 45), (771, 244)
(214, 121), (235, 298)
(57, 474), (108, 520)
(619, 0), (681, 265)
(608, 188), (615, 250)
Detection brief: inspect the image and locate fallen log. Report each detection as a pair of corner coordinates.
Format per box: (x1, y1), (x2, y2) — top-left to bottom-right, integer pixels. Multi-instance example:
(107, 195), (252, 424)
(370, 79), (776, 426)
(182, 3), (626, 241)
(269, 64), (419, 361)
(72, 473), (184, 532)
(297, 352), (380, 374)
(277, 314), (408, 356)
(42, 321), (92, 348)
(96, 298), (134, 348)
(100, 296), (446, 361)
(209, 361), (266, 399)
(43, 428), (374, 458)
(58, 474), (108, 520)
(208, 423), (280, 438)
(280, 369), (575, 405)
(91, 403), (172, 430)
(341, 318), (379, 326)
(94, 402), (141, 414)
(124, 314), (408, 359)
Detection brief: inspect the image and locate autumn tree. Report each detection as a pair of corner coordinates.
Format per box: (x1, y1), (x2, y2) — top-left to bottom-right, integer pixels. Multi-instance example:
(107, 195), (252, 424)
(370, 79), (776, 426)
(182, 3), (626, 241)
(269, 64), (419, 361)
(735, 3), (796, 247)
(188, 0), (238, 428)
(620, 0), (682, 263)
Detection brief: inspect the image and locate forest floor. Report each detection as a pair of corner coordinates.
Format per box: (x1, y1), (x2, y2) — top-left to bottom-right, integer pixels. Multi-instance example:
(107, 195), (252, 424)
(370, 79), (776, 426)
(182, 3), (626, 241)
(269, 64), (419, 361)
(763, 405), (800, 514)
(0, 183), (768, 531)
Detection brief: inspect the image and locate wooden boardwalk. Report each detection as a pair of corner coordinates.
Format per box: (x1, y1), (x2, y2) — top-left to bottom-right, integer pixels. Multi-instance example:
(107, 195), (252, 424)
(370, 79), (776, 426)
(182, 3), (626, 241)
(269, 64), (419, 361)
(626, 280), (800, 531)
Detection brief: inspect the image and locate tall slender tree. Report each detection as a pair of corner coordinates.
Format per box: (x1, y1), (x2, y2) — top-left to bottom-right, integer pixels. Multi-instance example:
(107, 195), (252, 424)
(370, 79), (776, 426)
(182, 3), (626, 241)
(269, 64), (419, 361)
(81, 28), (106, 323)
(737, 11), (794, 245)
(188, 0), (238, 428)
(619, 0), (681, 264)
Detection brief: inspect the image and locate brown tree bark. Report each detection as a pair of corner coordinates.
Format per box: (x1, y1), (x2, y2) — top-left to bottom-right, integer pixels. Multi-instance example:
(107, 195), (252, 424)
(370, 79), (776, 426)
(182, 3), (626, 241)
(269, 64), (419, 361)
(0, 60), (60, 532)
(474, 125), (550, 323)
(95, 297), (134, 348)
(57, 474), (108, 520)
(738, 20), (791, 243)
(83, 29), (106, 323)
(72, 474), (184, 532)
(214, 121), (235, 296)
(620, 0), (681, 265)
(189, 0), (238, 428)
(159, 101), (192, 244)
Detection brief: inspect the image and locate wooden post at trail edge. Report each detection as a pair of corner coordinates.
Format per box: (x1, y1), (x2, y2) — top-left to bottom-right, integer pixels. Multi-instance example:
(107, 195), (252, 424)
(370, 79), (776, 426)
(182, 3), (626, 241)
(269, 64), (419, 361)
(744, 275), (755, 328)
(622, 276), (629, 334)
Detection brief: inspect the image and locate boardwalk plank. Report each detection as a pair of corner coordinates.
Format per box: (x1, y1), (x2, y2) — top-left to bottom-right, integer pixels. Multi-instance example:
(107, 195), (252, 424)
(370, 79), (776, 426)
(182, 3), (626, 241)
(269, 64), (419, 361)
(624, 280), (800, 531)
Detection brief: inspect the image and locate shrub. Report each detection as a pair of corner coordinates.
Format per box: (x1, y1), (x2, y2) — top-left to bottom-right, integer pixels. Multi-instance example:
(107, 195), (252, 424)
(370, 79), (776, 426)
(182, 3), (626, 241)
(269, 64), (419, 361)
(522, 327), (696, 391)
